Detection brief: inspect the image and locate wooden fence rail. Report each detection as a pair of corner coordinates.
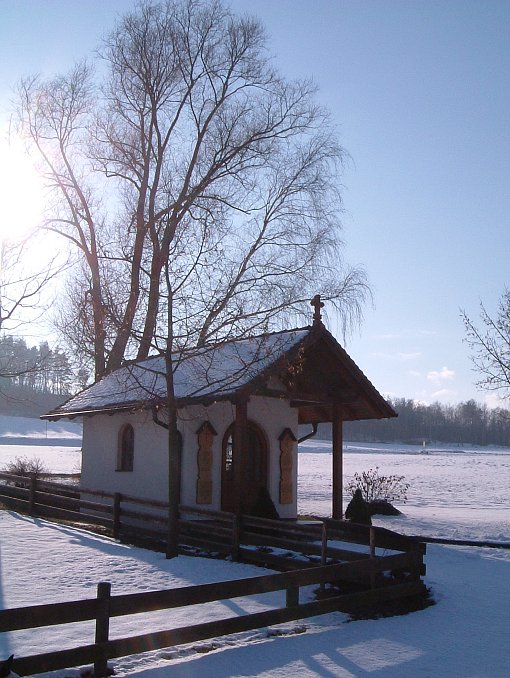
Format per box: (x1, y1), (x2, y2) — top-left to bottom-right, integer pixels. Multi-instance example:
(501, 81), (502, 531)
(0, 472), (427, 675)
(0, 472), (425, 569)
(1, 552), (426, 676)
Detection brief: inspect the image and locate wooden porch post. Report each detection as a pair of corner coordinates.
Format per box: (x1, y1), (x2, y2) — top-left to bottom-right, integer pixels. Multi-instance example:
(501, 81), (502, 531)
(233, 397), (248, 516)
(332, 404), (343, 520)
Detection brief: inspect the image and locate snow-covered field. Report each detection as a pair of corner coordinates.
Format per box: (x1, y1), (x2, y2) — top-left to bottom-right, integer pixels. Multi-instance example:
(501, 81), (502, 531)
(0, 416), (81, 443)
(0, 415), (81, 474)
(0, 419), (509, 676)
(299, 439), (510, 542)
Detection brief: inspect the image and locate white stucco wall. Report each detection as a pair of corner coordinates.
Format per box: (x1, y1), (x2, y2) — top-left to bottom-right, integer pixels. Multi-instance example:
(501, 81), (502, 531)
(81, 395), (299, 517)
(81, 409), (169, 502)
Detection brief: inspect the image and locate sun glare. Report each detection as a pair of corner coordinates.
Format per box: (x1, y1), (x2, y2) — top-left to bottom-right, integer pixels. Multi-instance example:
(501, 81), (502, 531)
(0, 130), (45, 243)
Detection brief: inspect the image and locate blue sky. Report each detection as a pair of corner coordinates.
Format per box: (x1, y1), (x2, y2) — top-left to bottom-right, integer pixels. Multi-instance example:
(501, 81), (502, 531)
(1, 0), (509, 406)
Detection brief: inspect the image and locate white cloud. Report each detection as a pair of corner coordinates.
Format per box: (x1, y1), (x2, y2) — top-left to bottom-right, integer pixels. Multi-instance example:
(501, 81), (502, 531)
(373, 330), (437, 340)
(408, 370), (422, 377)
(427, 366), (455, 384)
(373, 333), (402, 340)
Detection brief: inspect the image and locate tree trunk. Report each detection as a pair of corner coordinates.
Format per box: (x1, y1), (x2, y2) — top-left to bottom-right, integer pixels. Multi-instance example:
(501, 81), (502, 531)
(164, 268), (181, 558)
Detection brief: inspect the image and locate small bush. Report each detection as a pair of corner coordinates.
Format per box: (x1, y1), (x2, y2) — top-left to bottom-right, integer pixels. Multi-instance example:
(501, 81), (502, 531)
(3, 456), (49, 479)
(345, 467), (409, 505)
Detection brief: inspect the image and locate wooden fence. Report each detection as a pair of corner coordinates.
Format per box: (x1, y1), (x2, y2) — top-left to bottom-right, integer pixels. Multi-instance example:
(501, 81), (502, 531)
(0, 554), (426, 676)
(0, 471), (425, 571)
(0, 471), (427, 675)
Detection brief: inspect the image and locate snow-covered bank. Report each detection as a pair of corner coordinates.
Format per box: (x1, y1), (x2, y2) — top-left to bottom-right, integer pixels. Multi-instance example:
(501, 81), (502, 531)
(0, 511), (509, 677)
(0, 416), (81, 474)
(0, 415), (81, 441)
(300, 438), (510, 456)
(0, 444), (81, 475)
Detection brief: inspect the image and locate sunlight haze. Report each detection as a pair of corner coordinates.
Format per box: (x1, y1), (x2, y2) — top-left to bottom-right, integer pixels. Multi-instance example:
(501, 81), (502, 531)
(0, 126), (45, 243)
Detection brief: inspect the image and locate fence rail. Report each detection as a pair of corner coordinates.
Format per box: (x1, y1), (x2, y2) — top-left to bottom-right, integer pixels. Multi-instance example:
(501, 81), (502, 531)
(0, 471), (427, 675)
(0, 472), (424, 561)
(1, 553), (426, 676)
(0, 472), (426, 574)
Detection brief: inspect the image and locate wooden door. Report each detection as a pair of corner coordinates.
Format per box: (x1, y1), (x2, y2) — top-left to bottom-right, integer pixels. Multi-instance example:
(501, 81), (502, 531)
(221, 422), (268, 514)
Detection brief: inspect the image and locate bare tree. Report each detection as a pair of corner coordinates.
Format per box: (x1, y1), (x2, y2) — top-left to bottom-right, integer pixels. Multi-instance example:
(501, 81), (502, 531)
(15, 0), (371, 556)
(16, 0), (369, 382)
(462, 290), (510, 399)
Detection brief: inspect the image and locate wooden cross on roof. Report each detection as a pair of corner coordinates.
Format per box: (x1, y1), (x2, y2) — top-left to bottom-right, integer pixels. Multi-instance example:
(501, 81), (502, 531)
(310, 294), (324, 326)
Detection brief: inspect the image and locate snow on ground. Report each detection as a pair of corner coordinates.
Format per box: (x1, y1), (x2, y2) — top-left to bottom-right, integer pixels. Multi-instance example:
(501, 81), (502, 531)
(299, 440), (510, 542)
(0, 415), (81, 441)
(0, 415), (81, 474)
(0, 512), (509, 677)
(0, 420), (510, 676)
(0, 445), (81, 475)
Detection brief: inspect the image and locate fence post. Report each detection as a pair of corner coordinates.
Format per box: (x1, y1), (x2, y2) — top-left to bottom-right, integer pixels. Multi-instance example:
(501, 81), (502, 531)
(94, 581), (111, 677)
(28, 472), (37, 516)
(231, 513), (240, 561)
(369, 527), (376, 558)
(409, 541), (424, 581)
(112, 493), (121, 539)
(320, 521), (328, 594)
(369, 527), (376, 589)
(286, 586), (299, 608)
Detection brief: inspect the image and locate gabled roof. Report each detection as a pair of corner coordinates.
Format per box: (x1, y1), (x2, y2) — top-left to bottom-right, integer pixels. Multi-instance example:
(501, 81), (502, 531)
(43, 324), (396, 423)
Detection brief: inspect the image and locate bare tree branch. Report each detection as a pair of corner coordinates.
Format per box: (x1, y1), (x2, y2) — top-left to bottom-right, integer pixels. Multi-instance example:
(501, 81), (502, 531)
(15, 0), (370, 382)
(462, 289), (510, 398)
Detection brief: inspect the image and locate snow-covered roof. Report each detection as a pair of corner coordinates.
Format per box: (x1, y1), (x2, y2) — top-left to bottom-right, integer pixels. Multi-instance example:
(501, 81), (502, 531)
(44, 328), (311, 418)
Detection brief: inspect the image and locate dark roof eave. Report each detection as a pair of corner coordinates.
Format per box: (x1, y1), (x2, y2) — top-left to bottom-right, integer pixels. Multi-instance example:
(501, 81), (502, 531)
(41, 402), (153, 420)
(40, 388), (255, 420)
(318, 327), (397, 419)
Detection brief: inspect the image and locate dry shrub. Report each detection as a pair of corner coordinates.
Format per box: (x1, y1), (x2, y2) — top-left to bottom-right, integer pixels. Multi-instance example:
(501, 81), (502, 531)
(345, 467), (409, 504)
(3, 455), (49, 478)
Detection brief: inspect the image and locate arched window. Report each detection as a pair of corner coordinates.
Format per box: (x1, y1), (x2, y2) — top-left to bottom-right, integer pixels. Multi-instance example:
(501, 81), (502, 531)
(117, 423), (134, 472)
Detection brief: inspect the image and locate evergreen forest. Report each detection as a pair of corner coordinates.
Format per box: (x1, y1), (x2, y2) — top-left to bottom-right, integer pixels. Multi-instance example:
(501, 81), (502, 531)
(343, 397), (510, 447)
(0, 336), (79, 417)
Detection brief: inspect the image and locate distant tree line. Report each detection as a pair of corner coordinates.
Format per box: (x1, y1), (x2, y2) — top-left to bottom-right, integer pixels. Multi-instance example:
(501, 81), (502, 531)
(343, 398), (510, 447)
(0, 335), (76, 396)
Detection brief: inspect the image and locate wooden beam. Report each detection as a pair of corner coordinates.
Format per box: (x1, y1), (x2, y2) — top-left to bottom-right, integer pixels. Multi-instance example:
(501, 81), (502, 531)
(290, 396), (359, 408)
(288, 390), (359, 405)
(297, 405), (333, 425)
(332, 404), (343, 520)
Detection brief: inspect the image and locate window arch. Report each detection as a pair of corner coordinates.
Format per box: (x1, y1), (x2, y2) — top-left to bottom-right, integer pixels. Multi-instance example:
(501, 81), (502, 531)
(117, 423), (134, 472)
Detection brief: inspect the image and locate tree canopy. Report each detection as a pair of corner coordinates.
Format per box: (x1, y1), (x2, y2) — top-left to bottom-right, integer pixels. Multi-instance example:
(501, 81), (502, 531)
(16, 0), (369, 381)
(0, 335), (73, 396)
